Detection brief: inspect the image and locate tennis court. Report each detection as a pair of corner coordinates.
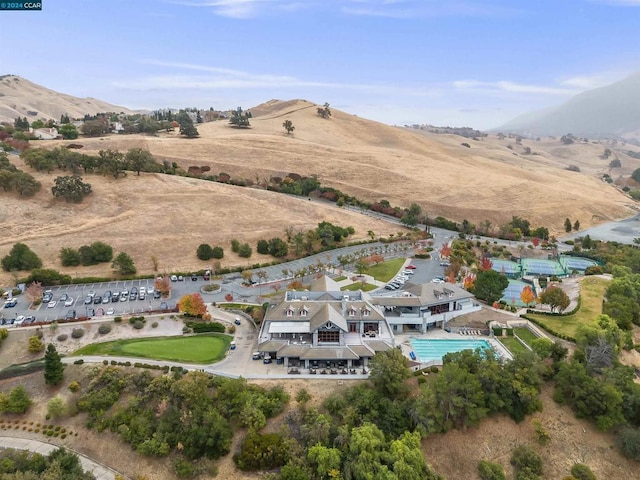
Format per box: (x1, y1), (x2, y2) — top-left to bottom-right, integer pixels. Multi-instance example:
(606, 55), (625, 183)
(490, 259), (522, 277)
(521, 258), (566, 277)
(559, 256), (598, 271)
(500, 279), (536, 307)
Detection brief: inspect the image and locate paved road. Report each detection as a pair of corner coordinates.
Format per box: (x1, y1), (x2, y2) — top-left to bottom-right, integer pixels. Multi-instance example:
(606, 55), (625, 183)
(0, 436), (125, 480)
(561, 214), (640, 244)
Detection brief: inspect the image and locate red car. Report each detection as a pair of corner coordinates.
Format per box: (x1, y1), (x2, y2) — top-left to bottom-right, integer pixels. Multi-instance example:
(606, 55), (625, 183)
(405, 265), (417, 269)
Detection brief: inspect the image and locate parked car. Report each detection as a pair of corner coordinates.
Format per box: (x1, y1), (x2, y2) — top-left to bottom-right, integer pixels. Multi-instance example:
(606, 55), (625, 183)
(191, 275), (198, 281)
(153, 290), (161, 299)
(403, 269), (414, 275)
(160, 302), (168, 310)
(64, 297), (74, 307)
(3, 298), (18, 308)
(131, 287), (138, 295)
(106, 307), (115, 315)
(439, 262), (450, 267)
(14, 315), (25, 326)
(138, 291), (146, 300)
(59, 293), (68, 302)
(230, 341), (236, 350)
(86, 308), (95, 317)
(139, 287), (146, 295)
(120, 292), (128, 302)
(111, 295), (120, 303)
(87, 290), (96, 298)
(170, 275), (178, 282)
(47, 300), (57, 308)
(65, 310), (76, 320)
(234, 317), (241, 325)
(405, 265), (417, 269)
(146, 286), (154, 296)
(84, 296), (93, 305)
(42, 291), (53, 303)
(93, 296), (102, 304)
(129, 291), (137, 300)
(23, 316), (36, 325)
(102, 296), (110, 304)
(177, 275), (184, 282)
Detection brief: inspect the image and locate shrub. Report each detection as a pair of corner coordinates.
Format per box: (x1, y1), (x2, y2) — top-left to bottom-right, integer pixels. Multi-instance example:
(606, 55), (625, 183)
(72, 359), (83, 365)
(103, 360), (108, 365)
(114, 316), (122, 323)
(57, 334), (69, 341)
(618, 426), (640, 461)
(584, 265), (603, 275)
(197, 243), (214, 260)
(174, 458), (196, 478)
(133, 320), (144, 329)
(511, 445), (543, 477)
(68, 381), (80, 392)
(71, 328), (84, 339)
(98, 324), (112, 335)
(231, 239), (240, 253)
(28, 335), (45, 353)
(478, 461), (506, 480)
(570, 464), (596, 480)
(151, 321), (158, 328)
(238, 243), (252, 258)
(234, 432), (289, 471)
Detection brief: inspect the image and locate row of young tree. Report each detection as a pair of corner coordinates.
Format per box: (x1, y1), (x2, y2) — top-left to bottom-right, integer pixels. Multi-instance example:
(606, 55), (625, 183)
(0, 150), (41, 197)
(1, 241), (136, 276)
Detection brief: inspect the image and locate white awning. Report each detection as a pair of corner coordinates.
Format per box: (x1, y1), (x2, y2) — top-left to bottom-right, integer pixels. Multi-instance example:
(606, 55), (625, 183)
(268, 321), (310, 334)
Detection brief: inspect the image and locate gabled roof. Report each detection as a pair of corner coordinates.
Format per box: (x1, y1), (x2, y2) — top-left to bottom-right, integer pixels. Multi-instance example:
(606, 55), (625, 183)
(310, 304), (348, 332)
(258, 340), (288, 352)
(347, 344), (375, 358)
(300, 347), (359, 360)
(365, 340), (392, 352)
(309, 275), (341, 292)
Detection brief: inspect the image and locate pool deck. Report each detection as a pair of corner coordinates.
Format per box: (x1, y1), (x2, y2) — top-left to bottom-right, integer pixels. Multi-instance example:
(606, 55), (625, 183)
(396, 330), (513, 366)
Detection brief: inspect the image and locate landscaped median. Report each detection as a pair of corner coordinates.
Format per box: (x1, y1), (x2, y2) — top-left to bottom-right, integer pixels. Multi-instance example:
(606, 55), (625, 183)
(72, 334), (233, 364)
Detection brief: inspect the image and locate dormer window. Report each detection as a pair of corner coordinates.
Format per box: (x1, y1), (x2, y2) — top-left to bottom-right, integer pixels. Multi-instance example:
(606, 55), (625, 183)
(348, 308), (357, 317)
(300, 306), (309, 317)
(362, 308), (370, 317)
(285, 306), (294, 317)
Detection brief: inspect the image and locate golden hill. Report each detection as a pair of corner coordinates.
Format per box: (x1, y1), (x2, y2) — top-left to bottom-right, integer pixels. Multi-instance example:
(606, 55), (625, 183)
(44, 99), (637, 234)
(0, 75), (136, 123)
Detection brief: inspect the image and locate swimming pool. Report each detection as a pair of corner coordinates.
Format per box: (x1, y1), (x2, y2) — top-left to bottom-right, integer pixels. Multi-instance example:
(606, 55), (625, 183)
(409, 338), (490, 363)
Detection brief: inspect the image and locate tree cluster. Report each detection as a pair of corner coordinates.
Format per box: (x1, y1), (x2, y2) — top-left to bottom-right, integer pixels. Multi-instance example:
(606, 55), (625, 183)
(176, 110), (199, 138)
(256, 237), (289, 258)
(0, 151), (41, 197)
(76, 368), (288, 470)
(196, 243), (224, 261)
(316, 102), (331, 119)
(60, 241), (113, 267)
(228, 107), (252, 128)
(0, 447), (96, 479)
(111, 252), (136, 276)
(1, 242), (42, 272)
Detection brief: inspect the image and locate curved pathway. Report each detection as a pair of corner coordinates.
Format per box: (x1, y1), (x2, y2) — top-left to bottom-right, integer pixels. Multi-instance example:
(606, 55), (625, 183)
(0, 436), (125, 480)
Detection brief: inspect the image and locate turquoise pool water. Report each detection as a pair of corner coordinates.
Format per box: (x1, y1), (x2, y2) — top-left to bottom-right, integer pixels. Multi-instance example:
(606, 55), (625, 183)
(409, 338), (490, 363)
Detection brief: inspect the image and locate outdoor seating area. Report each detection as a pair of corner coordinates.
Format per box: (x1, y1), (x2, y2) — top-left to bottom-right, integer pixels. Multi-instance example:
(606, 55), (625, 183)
(294, 367), (364, 375)
(459, 328), (482, 336)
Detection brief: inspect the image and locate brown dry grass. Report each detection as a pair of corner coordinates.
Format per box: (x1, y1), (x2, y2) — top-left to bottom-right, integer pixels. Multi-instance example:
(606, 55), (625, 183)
(3, 99), (639, 285)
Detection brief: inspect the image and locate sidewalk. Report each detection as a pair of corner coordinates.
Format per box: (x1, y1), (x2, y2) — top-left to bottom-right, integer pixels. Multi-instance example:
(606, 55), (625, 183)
(0, 436), (125, 480)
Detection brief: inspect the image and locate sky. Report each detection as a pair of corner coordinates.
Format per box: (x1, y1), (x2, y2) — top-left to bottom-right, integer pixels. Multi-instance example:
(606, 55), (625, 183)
(0, 0), (639, 129)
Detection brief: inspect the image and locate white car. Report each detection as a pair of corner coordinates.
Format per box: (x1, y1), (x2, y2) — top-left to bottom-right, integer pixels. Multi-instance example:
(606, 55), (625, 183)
(106, 307), (115, 315)
(139, 287), (146, 295)
(47, 300), (57, 308)
(147, 286), (154, 296)
(64, 297), (74, 307)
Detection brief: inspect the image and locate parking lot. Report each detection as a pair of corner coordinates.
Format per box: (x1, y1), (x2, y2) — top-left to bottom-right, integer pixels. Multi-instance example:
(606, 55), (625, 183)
(0, 276), (214, 324)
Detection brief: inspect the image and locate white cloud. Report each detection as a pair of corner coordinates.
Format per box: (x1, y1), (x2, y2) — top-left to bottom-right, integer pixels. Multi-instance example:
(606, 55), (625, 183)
(453, 79), (579, 96)
(164, 0), (295, 18)
(559, 74), (613, 89)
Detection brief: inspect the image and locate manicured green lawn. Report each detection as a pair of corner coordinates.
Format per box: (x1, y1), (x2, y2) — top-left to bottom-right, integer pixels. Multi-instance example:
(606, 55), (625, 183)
(499, 337), (528, 355)
(367, 258), (406, 282)
(334, 276), (347, 282)
(526, 276), (610, 338)
(513, 327), (538, 346)
(73, 334), (232, 363)
(341, 283), (378, 292)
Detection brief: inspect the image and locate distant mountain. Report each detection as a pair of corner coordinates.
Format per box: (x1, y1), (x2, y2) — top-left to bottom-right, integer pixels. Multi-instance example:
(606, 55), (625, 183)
(499, 72), (640, 139)
(0, 75), (138, 123)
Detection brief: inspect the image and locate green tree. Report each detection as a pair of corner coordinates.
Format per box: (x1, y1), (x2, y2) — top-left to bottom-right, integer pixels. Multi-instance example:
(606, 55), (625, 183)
(81, 119), (108, 136)
(112, 252), (137, 276)
(539, 286), (570, 313)
(47, 395), (66, 419)
(1, 242), (43, 271)
(59, 123), (79, 139)
(60, 247), (81, 266)
(11, 171), (41, 196)
(369, 348), (411, 399)
(401, 203), (422, 227)
(229, 107), (252, 128)
(471, 270), (509, 304)
(268, 237), (289, 257)
(307, 444), (341, 479)
(98, 149), (126, 178)
(196, 243), (214, 260)
(283, 119), (295, 134)
(564, 218), (572, 233)
(316, 102), (331, 119)
(478, 460), (506, 480)
(44, 343), (65, 385)
(573, 219), (581, 231)
(125, 148), (155, 175)
(28, 335), (44, 353)
(570, 463), (596, 480)
(7, 385), (32, 413)
(510, 445), (543, 479)
(212, 246), (224, 259)
(632, 167), (640, 183)
(238, 243), (252, 258)
(51, 175), (92, 202)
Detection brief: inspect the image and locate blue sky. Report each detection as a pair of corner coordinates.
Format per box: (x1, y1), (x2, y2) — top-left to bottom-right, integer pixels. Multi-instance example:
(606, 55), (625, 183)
(0, 0), (638, 129)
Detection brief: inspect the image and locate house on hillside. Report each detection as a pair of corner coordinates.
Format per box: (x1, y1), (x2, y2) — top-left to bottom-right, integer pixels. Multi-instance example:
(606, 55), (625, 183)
(258, 275), (394, 370)
(110, 121), (124, 133)
(370, 282), (480, 333)
(31, 127), (60, 140)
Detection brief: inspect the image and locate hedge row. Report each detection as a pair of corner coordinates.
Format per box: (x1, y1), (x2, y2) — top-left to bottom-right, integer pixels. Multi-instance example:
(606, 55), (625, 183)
(185, 321), (226, 333)
(103, 359), (187, 373)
